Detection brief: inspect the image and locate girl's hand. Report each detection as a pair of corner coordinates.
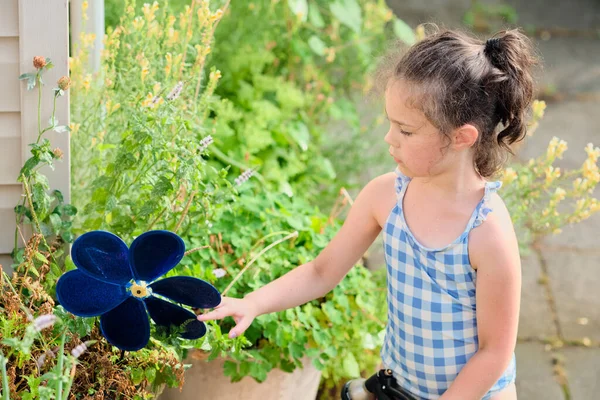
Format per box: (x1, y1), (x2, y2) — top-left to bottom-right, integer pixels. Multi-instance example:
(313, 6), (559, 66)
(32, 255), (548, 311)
(197, 296), (259, 339)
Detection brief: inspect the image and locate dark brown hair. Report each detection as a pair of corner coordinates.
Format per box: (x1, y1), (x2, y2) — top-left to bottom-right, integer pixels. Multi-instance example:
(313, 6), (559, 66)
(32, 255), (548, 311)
(379, 27), (538, 177)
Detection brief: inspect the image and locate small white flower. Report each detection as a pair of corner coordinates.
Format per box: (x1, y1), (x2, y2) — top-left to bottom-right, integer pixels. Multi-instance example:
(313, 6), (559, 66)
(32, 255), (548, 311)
(166, 81), (183, 101)
(234, 169), (254, 186)
(71, 341), (94, 358)
(32, 314), (57, 332)
(199, 135), (214, 152)
(213, 268), (226, 278)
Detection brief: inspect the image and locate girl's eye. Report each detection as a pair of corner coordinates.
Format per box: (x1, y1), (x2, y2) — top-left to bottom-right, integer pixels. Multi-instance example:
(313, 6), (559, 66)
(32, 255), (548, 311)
(400, 129), (412, 136)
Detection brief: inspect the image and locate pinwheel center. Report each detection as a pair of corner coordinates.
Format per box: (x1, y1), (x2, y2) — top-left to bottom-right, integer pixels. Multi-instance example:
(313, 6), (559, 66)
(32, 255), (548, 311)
(129, 281), (152, 298)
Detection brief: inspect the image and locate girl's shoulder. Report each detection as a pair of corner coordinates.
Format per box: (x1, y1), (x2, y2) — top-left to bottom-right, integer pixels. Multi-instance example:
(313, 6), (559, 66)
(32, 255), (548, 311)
(468, 191), (520, 270)
(360, 171), (398, 229)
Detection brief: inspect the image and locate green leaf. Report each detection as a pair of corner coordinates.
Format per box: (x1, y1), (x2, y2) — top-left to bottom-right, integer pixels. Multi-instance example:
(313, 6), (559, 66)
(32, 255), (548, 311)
(54, 125), (71, 133)
(342, 352), (360, 377)
(288, 122), (310, 151)
(34, 252), (48, 264)
(145, 368), (156, 383)
(393, 18), (416, 45)
(308, 3), (325, 28)
(330, 0), (362, 34)
(308, 36), (326, 56)
(49, 213), (62, 233)
(20, 156), (40, 178)
(131, 367), (144, 385)
(19, 73), (37, 90)
(61, 204), (77, 216)
(287, 0), (308, 22)
(223, 360), (238, 377)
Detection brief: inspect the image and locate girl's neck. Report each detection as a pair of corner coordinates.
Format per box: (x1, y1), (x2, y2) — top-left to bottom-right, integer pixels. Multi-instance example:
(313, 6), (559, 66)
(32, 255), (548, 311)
(413, 159), (485, 200)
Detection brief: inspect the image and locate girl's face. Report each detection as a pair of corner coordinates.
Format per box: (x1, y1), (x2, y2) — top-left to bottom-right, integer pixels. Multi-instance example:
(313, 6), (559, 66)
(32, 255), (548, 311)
(384, 80), (448, 178)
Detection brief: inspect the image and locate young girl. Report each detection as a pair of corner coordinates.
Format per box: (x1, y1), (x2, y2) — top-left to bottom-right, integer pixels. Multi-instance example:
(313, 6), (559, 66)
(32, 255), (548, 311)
(199, 27), (537, 400)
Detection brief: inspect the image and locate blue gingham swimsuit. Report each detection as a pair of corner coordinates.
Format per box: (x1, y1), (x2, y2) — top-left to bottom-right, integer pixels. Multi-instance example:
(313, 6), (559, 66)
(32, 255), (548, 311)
(381, 168), (516, 399)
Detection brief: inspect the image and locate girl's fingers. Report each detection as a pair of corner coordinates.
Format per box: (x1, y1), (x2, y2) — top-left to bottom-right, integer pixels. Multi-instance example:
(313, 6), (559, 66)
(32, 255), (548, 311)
(228, 316), (252, 339)
(197, 306), (230, 321)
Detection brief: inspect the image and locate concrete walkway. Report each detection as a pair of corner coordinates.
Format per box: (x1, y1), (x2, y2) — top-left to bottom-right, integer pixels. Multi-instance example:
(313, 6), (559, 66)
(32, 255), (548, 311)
(372, 1), (600, 399)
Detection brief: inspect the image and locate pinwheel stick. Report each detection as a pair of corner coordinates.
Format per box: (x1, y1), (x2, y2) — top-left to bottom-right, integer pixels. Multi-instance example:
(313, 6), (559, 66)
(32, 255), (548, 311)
(222, 231), (298, 296)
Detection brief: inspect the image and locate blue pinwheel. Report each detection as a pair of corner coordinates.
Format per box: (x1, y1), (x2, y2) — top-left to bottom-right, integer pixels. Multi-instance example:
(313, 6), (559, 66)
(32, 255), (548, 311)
(56, 230), (221, 351)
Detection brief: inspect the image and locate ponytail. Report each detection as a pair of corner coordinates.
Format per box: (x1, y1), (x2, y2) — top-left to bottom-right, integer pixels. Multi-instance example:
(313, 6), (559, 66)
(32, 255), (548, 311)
(482, 30), (537, 151)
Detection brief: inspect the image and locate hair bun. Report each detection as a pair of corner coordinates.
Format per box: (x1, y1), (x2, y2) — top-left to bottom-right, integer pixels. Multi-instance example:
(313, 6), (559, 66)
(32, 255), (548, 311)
(484, 37), (503, 68)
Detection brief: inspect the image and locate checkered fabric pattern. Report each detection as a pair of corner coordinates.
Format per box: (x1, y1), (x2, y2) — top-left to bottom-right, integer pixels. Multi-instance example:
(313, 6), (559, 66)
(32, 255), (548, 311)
(380, 168), (516, 400)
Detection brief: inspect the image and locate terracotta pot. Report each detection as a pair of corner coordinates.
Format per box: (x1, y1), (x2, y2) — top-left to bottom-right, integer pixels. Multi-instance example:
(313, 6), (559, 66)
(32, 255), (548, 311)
(158, 352), (321, 400)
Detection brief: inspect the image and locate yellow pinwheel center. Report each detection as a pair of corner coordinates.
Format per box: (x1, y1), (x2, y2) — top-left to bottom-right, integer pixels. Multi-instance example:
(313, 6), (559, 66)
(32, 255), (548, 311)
(130, 281), (150, 298)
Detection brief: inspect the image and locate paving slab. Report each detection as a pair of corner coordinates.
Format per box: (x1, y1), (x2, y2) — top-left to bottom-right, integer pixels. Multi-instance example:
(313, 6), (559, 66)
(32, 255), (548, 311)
(534, 37), (600, 95)
(562, 347), (600, 400)
(515, 343), (564, 400)
(543, 251), (600, 341)
(498, 0), (600, 31)
(518, 100), (600, 170)
(543, 211), (600, 250)
(519, 253), (557, 339)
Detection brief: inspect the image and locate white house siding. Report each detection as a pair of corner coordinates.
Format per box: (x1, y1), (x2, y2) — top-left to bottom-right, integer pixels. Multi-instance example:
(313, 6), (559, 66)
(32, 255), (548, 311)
(0, 0), (70, 271)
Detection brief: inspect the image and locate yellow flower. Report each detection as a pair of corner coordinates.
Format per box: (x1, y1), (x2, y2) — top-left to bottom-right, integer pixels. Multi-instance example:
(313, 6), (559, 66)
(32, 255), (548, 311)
(165, 53), (173, 77)
(544, 166), (561, 185)
(69, 123), (81, 134)
(582, 159), (600, 183)
(552, 187), (566, 202)
(141, 92), (154, 107)
(546, 137), (568, 160)
(209, 69), (222, 81)
(589, 198), (600, 213)
(142, 1), (160, 22)
(91, 137), (97, 147)
(133, 16), (145, 30)
(82, 1), (89, 20)
(501, 167), (518, 185)
(81, 33), (96, 49)
(82, 73), (92, 90)
(585, 143), (600, 161)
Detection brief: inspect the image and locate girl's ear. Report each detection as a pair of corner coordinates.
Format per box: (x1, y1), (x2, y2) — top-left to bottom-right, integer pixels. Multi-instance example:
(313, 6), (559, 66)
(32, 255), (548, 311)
(453, 124), (479, 150)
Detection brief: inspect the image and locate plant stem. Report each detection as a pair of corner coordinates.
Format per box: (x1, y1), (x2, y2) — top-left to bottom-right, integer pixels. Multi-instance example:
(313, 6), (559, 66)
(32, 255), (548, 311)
(209, 145), (265, 184)
(174, 190), (197, 233)
(56, 331), (66, 400)
(0, 352), (9, 400)
(223, 231), (298, 295)
(183, 245), (210, 256)
(37, 73), (42, 138)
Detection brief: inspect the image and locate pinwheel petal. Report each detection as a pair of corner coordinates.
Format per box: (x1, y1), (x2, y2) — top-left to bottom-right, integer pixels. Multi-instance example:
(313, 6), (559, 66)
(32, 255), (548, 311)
(100, 297), (150, 351)
(56, 270), (128, 317)
(149, 276), (221, 309)
(71, 231), (132, 285)
(129, 231), (185, 282)
(144, 296), (207, 339)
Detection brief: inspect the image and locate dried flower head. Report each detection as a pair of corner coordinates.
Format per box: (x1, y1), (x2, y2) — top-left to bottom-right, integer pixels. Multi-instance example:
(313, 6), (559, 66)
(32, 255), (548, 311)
(57, 76), (71, 90)
(33, 56), (47, 69)
(53, 148), (64, 159)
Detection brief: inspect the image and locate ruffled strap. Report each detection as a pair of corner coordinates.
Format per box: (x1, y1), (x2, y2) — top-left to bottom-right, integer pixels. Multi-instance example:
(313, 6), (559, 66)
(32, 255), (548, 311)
(393, 167), (411, 202)
(471, 180), (502, 228)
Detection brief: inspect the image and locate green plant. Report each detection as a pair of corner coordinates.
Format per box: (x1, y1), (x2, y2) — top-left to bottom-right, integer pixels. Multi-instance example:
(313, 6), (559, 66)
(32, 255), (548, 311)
(12, 57), (77, 292)
(68, 0), (402, 393)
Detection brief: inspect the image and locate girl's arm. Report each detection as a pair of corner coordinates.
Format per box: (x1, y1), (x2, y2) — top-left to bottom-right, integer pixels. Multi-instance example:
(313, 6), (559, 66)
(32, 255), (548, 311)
(440, 195), (522, 400)
(198, 174), (393, 337)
